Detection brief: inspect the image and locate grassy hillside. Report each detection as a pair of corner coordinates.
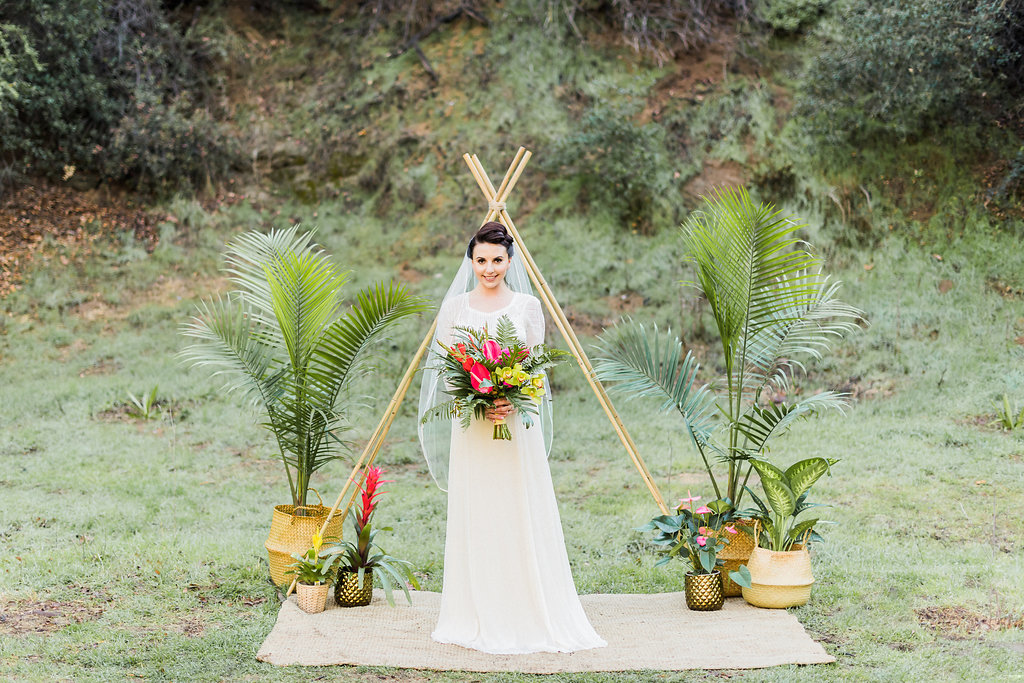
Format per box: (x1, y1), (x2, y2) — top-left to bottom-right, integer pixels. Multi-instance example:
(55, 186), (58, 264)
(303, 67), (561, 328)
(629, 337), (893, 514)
(1, 1), (1023, 680)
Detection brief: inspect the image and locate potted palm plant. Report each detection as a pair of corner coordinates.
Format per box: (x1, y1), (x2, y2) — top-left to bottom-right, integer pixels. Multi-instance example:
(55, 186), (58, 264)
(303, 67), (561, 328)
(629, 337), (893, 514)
(180, 226), (427, 586)
(595, 187), (862, 595)
(738, 456), (836, 608)
(324, 466), (419, 607)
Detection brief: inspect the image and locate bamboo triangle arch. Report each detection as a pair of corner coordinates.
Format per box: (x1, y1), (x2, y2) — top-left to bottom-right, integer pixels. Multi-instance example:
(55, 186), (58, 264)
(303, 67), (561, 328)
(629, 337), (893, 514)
(286, 147), (668, 596)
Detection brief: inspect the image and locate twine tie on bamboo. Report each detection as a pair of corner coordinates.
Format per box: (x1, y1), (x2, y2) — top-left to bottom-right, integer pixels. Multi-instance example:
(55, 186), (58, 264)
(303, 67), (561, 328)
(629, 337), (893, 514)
(488, 200), (506, 211)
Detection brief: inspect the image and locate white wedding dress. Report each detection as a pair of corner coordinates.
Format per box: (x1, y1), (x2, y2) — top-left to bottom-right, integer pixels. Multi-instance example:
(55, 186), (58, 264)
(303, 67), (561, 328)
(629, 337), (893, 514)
(430, 291), (607, 654)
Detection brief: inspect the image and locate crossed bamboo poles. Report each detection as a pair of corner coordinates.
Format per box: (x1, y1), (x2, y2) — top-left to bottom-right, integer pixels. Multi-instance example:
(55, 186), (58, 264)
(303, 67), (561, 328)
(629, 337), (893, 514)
(285, 147), (668, 597)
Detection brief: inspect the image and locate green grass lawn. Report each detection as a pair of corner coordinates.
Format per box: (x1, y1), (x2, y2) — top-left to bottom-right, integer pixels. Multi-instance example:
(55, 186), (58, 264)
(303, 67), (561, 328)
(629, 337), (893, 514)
(1, 195), (1022, 682)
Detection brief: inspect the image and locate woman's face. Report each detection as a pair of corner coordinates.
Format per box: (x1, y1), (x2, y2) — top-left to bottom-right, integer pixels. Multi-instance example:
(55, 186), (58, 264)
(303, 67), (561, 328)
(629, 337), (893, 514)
(471, 242), (510, 290)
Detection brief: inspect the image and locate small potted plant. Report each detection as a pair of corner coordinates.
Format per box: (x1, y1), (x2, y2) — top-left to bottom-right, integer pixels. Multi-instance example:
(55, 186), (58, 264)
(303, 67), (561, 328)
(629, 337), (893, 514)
(638, 492), (745, 611)
(736, 456), (837, 609)
(324, 466), (419, 607)
(285, 530), (336, 614)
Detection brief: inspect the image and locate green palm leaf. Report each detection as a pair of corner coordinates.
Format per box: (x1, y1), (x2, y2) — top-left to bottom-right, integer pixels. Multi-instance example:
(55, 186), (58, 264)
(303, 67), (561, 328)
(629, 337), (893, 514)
(593, 319), (717, 447)
(734, 392), (848, 453)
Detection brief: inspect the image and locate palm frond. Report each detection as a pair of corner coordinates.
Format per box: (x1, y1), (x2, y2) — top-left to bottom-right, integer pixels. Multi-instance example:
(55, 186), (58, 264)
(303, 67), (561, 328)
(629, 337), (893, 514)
(593, 319), (717, 447)
(734, 392), (848, 453)
(681, 188), (825, 400)
(179, 294), (285, 406)
(311, 280), (430, 411)
(743, 275), (863, 396)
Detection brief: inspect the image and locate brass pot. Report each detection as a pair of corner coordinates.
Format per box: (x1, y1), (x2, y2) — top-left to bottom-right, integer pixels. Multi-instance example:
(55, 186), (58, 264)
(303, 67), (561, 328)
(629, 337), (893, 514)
(295, 581), (330, 614)
(335, 569), (374, 607)
(684, 571), (724, 611)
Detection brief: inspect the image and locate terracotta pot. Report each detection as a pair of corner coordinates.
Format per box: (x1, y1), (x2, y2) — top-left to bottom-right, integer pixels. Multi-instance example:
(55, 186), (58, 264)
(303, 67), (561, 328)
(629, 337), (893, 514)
(295, 581), (330, 614)
(264, 503), (345, 587)
(335, 569), (374, 607)
(684, 571), (724, 611)
(741, 546), (814, 608)
(718, 519), (756, 597)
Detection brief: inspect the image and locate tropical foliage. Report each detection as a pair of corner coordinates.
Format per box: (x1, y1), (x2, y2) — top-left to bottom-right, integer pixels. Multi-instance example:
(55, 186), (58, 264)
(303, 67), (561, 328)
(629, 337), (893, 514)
(180, 227), (428, 507)
(595, 187), (862, 513)
(285, 529), (335, 585)
(637, 493), (741, 576)
(741, 456), (837, 551)
(324, 466), (419, 606)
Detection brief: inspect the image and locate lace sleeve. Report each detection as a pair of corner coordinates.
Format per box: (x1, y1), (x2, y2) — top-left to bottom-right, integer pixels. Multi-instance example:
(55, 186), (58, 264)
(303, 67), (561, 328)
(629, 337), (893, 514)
(523, 295), (545, 347)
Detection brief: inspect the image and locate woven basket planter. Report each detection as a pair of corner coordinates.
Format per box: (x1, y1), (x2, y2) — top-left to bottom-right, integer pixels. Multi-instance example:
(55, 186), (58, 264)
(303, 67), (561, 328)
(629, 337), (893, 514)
(718, 520), (756, 597)
(741, 546), (814, 609)
(295, 582), (330, 614)
(265, 502), (345, 587)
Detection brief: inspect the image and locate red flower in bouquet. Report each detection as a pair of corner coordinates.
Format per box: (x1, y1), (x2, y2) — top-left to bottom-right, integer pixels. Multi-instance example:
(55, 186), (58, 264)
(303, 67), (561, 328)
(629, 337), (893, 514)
(469, 362), (493, 394)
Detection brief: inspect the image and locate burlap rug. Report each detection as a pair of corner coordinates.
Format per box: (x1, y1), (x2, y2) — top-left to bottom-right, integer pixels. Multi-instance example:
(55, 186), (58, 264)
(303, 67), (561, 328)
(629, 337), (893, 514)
(257, 590), (835, 672)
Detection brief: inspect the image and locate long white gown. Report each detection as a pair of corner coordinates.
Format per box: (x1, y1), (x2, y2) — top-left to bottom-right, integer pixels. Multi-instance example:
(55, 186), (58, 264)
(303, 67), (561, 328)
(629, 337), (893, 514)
(430, 291), (607, 655)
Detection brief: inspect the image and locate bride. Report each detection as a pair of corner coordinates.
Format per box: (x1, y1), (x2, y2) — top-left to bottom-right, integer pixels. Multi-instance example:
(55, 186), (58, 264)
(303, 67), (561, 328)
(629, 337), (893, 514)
(418, 221), (606, 655)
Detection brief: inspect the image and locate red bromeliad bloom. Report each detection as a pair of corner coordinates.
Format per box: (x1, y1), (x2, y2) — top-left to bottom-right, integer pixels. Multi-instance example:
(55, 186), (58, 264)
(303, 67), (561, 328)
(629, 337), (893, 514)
(358, 466), (393, 528)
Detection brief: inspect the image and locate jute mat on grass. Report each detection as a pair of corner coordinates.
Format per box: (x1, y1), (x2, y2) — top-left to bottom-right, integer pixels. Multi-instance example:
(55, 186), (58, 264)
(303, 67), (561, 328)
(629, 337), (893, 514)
(257, 590), (835, 672)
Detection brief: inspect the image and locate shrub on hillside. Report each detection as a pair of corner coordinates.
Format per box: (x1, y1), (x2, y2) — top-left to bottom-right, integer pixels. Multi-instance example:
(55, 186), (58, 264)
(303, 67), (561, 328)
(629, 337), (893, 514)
(755, 0), (831, 34)
(547, 100), (674, 232)
(0, 0), (235, 195)
(797, 0), (1023, 146)
(519, 0), (752, 63)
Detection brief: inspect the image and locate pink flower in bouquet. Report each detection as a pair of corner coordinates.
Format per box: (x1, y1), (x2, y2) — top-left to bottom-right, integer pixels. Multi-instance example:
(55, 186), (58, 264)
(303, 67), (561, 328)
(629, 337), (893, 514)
(469, 362), (493, 393)
(482, 339), (501, 362)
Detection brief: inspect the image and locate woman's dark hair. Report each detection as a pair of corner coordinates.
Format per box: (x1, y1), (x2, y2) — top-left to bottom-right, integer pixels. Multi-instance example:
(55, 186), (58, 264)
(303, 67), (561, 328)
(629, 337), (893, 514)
(466, 221), (515, 259)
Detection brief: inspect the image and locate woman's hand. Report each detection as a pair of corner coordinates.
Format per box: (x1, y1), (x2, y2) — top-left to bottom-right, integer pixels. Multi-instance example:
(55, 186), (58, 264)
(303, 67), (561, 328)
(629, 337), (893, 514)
(485, 398), (516, 423)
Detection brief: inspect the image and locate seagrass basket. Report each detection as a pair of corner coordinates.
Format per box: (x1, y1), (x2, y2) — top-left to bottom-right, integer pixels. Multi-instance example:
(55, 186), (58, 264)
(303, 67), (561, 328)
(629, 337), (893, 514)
(741, 546), (814, 609)
(265, 492), (345, 587)
(718, 519), (756, 597)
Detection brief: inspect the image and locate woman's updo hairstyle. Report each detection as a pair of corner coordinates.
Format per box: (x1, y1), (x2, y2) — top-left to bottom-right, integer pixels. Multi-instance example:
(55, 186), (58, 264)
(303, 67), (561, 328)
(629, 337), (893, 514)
(466, 221), (515, 259)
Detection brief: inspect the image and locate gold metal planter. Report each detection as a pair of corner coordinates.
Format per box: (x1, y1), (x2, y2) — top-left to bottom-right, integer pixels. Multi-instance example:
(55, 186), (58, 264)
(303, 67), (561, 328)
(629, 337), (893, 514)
(335, 570), (374, 607)
(684, 571), (724, 611)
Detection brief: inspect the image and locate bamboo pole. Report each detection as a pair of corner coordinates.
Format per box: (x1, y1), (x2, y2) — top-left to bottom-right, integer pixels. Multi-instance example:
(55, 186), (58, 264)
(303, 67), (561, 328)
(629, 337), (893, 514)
(285, 318), (438, 597)
(462, 152), (669, 514)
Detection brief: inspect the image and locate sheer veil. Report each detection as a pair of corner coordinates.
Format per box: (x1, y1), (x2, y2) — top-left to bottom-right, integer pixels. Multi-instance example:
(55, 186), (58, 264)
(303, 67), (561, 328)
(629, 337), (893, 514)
(417, 245), (554, 491)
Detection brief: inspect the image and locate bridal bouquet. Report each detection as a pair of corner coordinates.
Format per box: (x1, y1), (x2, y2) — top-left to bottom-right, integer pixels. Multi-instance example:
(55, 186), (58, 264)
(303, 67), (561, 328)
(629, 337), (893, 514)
(421, 315), (568, 440)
